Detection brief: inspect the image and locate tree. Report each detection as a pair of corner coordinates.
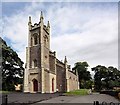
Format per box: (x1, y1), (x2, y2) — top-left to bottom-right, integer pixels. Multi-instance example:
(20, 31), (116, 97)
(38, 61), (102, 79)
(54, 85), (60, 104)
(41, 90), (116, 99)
(1, 37), (24, 91)
(92, 65), (120, 91)
(92, 65), (107, 90)
(72, 62), (92, 88)
(107, 66), (120, 88)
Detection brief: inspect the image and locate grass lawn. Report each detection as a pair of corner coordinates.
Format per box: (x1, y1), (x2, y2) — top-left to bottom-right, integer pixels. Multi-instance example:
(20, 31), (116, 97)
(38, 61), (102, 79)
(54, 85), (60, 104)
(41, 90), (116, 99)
(64, 89), (89, 96)
(0, 91), (11, 94)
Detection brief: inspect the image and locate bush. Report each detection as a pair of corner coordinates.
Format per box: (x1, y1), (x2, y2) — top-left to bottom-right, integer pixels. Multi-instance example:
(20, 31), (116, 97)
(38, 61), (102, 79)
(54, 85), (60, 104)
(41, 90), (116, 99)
(100, 90), (118, 96)
(2, 82), (15, 91)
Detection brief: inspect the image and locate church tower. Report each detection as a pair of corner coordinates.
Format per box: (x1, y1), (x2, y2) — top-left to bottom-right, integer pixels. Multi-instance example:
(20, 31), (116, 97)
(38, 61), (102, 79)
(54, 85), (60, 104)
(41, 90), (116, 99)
(24, 12), (79, 93)
(24, 12), (51, 93)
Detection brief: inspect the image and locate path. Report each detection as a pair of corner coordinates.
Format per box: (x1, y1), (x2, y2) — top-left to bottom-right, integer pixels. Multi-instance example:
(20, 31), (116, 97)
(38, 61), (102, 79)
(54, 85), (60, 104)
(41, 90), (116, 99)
(2, 92), (62, 104)
(38, 94), (120, 104)
(1, 92), (120, 105)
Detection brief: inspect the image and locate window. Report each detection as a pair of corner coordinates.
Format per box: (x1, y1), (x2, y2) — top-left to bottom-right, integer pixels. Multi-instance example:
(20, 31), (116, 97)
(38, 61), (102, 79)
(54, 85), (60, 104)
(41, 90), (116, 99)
(34, 59), (37, 67)
(34, 35), (38, 45)
(32, 59), (37, 68)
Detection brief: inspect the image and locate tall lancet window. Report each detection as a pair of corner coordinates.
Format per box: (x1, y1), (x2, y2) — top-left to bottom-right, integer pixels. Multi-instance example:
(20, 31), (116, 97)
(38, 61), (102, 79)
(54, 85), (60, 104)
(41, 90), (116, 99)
(32, 33), (38, 45)
(34, 35), (38, 45)
(34, 59), (37, 67)
(32, 59), (37, 68)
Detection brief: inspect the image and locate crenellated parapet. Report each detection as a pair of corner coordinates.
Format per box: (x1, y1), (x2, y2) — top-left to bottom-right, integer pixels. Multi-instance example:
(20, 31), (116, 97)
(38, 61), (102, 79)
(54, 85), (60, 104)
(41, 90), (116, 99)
(28, 11), (50, 35)
(31, 23), (40, 30)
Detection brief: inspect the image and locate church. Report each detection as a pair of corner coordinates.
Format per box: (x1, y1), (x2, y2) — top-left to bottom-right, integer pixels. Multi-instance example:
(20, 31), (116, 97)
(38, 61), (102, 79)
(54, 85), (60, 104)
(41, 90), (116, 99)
(24, 12), (79, 93)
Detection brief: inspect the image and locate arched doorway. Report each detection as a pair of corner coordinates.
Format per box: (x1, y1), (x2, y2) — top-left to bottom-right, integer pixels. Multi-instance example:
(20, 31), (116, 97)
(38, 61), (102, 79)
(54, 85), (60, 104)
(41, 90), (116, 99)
(52, 78), (54, 92)
(33, 79), (38, 92)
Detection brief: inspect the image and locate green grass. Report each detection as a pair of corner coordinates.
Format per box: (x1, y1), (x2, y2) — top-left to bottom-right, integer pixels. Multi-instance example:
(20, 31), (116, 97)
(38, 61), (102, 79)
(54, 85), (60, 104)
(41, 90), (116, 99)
(0, 91), (11, 94)
(64, 89), (89, 96)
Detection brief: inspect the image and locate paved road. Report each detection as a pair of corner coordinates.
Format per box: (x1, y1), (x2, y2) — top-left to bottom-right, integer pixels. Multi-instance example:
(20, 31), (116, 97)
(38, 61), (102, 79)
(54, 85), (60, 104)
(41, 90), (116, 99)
(1, 92), (120, 105)
(2, 92), (62, 104)
(39, 94), (120, 104)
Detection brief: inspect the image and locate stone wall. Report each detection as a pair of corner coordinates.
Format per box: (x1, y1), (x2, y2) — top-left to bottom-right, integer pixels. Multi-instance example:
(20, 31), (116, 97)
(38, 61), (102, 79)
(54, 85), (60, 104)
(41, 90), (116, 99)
(68, 71), (79, 91)
(56, 60), (66, 92)
(49, 54), (56, 74)
(44, 70), (50, 93)
(29, 46), (41, 68)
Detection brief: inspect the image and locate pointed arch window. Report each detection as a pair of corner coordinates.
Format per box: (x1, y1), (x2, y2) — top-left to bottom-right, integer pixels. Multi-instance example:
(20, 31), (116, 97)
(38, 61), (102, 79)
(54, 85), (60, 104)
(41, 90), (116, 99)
(32, 59), (37, 68)
(32, 33), (38, 45)
(34, 35), (38, 45)
(34, 59), (37, 67)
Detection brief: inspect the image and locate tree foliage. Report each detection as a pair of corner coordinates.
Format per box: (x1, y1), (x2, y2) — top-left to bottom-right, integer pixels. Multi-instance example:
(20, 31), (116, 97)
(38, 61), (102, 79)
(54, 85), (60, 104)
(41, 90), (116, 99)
(92, 65), (120, 91)
(1, 37), (24, 91)
(72, 62), (92, 88)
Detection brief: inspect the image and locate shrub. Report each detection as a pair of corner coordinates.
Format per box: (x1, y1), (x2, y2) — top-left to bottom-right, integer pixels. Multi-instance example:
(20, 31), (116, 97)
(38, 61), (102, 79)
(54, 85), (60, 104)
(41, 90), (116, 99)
(100, 90), (120, 99)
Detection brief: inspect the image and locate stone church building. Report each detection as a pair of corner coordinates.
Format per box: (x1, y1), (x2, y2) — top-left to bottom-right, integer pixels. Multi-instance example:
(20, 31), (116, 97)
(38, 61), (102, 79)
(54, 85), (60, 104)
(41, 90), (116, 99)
(24, 12), (79, 93)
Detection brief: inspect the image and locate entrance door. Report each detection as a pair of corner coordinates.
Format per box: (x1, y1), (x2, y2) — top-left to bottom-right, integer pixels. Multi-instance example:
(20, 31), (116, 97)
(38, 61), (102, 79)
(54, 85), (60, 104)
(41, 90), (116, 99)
(33, 79), (38, 92)
(52, 78), (54, 92)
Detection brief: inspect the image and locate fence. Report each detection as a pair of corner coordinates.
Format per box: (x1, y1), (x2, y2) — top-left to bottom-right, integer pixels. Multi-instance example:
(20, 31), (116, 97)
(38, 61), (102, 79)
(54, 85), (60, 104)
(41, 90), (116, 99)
(2, 95), (7, 105)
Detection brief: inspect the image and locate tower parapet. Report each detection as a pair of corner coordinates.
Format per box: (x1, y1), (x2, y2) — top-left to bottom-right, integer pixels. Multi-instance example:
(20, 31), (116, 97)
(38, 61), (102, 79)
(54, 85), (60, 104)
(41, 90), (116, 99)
(31, 23), (40, 30)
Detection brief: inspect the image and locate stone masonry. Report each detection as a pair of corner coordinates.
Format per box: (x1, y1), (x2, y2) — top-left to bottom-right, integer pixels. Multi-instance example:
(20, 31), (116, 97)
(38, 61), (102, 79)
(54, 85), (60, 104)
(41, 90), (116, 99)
(24, 12), (79, 93)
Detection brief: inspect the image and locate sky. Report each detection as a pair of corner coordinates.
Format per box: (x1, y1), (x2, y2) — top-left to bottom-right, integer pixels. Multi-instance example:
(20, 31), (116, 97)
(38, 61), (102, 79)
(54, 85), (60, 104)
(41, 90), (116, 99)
(1, 1), (119, 76)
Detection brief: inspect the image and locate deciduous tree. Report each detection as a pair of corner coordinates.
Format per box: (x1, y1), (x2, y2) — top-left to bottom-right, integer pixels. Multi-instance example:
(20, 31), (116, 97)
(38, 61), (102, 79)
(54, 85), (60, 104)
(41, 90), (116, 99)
(72, 62), (91, 88)
(92, 65), (120, 91)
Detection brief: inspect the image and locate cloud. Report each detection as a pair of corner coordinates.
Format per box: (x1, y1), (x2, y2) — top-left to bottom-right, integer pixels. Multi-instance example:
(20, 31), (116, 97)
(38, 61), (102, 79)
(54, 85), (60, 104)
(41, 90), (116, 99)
(2, 2), (118, 71)
(2, 0), (120, 2)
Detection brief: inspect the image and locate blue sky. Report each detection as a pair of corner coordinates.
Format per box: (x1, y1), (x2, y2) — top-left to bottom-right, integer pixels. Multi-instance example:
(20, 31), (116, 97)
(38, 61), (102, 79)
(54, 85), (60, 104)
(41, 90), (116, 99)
(2, 2), (29, 17)
(1, 2), (119, 75)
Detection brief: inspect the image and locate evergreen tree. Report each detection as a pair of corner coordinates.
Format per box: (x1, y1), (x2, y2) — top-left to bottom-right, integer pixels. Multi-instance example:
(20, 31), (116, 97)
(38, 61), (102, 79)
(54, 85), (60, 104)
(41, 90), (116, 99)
(1, 37), (24, 91)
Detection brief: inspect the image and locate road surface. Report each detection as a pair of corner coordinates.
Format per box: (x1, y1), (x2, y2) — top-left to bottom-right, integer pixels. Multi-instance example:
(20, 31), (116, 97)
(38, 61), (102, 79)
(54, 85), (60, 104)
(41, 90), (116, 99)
(38, 94), (120, 104)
